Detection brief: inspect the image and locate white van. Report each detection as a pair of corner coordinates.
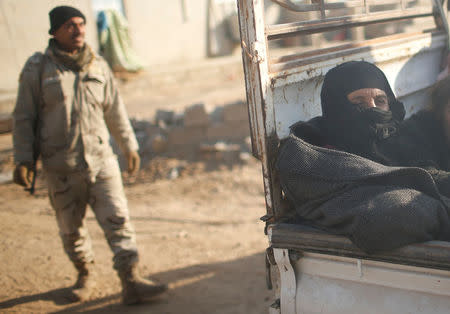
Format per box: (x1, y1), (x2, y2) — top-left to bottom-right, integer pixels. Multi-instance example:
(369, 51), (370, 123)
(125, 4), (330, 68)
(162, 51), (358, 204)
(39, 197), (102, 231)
(237, 1), (450, 313)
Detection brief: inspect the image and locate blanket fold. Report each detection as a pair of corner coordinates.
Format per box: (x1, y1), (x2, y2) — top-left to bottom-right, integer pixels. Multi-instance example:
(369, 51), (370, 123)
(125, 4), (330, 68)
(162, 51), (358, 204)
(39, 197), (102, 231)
(277, 135), (450, 253)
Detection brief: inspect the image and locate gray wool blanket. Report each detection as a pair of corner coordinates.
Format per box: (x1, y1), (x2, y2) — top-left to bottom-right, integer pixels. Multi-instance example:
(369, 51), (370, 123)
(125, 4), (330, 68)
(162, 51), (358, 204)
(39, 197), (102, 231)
(276, 135), (450, 253)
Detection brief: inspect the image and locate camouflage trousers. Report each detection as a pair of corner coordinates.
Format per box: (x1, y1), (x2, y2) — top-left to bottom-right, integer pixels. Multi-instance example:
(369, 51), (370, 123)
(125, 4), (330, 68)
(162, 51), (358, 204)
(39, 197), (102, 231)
(46, 157), (138, 271)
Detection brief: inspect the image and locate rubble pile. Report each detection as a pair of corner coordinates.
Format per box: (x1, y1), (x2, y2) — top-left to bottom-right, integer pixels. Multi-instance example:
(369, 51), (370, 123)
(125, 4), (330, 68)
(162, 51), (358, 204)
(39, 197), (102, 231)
(125, 101), (255, 181)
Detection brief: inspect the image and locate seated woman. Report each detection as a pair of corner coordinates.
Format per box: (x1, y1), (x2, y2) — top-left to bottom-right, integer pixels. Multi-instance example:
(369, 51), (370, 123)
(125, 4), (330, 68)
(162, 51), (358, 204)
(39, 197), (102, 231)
(432, 76), (450, 145)
(289, 60), (450, 195)
(428, 75), (450, 171)
(277, 61), (450, 254)
(289, 61), (405, 162)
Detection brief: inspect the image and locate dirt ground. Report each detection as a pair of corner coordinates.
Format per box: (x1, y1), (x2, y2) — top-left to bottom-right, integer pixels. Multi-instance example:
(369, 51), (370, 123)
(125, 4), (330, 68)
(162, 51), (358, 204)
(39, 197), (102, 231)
(0, 58), (274, 313)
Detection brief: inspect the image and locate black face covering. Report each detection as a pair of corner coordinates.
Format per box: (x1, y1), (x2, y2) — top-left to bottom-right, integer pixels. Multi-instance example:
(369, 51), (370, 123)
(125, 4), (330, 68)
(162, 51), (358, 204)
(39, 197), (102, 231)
(319, 61), (406, 160)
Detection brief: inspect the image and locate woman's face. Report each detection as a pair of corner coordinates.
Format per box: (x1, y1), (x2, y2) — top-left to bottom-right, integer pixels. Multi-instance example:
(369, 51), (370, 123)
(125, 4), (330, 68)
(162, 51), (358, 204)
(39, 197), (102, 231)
(347, 88), (389, 111)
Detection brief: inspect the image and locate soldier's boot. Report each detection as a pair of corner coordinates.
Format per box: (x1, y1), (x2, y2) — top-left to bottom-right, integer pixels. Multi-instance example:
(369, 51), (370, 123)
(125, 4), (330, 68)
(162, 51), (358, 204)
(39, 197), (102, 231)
(118, 264), (168, 305)
(69, 262), (96, 302)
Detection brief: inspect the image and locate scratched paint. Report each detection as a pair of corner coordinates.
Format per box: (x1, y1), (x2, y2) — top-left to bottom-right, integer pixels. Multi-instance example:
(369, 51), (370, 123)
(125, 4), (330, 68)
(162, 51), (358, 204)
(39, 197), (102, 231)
(238, 0), (447, 222)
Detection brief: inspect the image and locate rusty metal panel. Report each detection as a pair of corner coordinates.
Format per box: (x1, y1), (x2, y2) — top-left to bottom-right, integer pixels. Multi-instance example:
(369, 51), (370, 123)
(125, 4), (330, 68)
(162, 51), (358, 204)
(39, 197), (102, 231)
(239, 1), (450, 310)
(269, 0), (364, 12)
(266, 8), (433, 39)
(239, 0), (448, 221)
(268, 32), (444, 72)
(238, 0), (271, 160)
(270, 31), (446, 138)
(269, 0), (424, 12)
(269, 223), (450, 270)
(238, 0), (281, 223)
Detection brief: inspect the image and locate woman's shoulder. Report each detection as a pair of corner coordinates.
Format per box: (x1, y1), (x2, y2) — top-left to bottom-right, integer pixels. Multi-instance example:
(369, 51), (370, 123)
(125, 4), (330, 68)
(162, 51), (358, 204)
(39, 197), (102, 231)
(289, 117), (328, 146)
(401, 109), (436, 131)
(389, 109), (448, 168)
(397, 110), (445, 147)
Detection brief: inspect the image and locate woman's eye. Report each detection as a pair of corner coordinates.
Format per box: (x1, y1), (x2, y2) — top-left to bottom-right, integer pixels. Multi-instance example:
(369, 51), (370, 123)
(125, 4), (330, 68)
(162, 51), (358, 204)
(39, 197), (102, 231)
(375, 98), (388, 106)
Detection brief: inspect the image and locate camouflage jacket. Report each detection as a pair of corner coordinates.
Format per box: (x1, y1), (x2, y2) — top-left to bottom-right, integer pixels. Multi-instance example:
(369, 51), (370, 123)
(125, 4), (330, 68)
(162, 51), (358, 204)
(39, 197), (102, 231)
(13, 45), (138, 174)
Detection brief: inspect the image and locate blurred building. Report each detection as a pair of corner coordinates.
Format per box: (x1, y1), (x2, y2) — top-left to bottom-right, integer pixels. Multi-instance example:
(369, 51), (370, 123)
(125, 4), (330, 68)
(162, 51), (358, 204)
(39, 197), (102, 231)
(0, 0), (97, 93)
(0, 0), (245, 99)
(0, 0), (435, 111)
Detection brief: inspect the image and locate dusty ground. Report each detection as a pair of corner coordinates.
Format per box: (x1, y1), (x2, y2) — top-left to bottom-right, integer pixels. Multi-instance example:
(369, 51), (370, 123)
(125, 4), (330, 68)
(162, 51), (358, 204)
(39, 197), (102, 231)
(0, 58), (274, 313)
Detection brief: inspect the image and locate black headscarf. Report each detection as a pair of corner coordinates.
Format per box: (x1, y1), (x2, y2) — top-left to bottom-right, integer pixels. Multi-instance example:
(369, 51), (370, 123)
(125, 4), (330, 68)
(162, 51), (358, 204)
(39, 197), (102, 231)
(319, 61), (406, 161)
(321, 61), (405, 121)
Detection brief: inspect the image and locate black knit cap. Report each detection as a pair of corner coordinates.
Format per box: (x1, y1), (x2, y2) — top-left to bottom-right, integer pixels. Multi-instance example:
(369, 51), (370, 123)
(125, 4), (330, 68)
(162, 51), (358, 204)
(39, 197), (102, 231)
(48, 6), (86, 35)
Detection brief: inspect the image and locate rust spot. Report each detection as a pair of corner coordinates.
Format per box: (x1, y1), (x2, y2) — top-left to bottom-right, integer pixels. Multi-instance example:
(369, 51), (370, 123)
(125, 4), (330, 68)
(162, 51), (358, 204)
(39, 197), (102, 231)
(270, 77), (276, 88)
(270, 31), (431, 73)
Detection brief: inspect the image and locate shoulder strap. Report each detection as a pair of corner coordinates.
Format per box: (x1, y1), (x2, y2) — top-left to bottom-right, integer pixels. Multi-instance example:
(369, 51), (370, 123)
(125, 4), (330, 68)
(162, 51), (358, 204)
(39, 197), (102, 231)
(37, 53), (48, 106)
(33, 53), (48, 162)
(26, 53), (48, 195)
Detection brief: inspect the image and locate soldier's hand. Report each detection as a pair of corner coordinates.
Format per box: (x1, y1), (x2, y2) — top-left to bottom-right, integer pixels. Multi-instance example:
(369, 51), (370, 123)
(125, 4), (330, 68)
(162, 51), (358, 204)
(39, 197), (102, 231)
(126, 151), (140, 175)
(13, 162), (35, 188)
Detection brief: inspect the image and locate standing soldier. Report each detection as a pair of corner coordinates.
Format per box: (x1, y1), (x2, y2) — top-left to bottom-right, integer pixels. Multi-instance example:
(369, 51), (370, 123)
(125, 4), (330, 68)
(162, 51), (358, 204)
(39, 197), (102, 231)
(12, 6), (167, 304)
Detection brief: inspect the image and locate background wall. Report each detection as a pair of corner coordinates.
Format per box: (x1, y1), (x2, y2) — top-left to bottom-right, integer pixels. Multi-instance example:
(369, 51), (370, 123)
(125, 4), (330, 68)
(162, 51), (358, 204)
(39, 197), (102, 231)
(0, 0), (241, 97)
(123, 0), (209, 67)
(0, 0), (98, 92)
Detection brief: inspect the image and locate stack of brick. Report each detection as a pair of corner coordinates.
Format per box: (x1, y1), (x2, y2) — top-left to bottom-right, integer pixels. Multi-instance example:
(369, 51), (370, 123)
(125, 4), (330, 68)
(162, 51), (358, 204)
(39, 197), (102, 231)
(207, 101), (249, 142)
(164, 102), (249, 149)
(168, 103), (210, 146)
(130, 101), (251, 160)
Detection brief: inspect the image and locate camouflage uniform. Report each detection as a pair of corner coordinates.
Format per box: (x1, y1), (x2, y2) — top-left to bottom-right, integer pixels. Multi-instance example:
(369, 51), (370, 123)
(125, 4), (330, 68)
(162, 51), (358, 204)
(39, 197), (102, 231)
(13, 44), (139, 270)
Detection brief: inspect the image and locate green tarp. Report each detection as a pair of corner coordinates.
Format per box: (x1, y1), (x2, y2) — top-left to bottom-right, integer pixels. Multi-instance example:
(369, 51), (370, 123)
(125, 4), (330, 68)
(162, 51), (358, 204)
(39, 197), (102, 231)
(98, 9), (144, 72)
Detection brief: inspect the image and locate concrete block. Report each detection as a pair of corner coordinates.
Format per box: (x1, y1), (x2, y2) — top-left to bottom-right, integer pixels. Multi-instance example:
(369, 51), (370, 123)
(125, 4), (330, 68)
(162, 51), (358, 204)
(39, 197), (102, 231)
(155, 109), (175, 125)
(168, 126), (207, 146)
(145, 123), (163, 137)
(199, 142), (240, 153)
(206, 120), (250, 141)
(222, 101), (248, 122)
(199, 142), (241, 162)
(151, 134), (169, 153)
(0, 94), (15, 115)
(184, 103), (209, 127)
(209, 106), (224, 123)
(142, 133), (169, 154)
(0, 114), (13, 134)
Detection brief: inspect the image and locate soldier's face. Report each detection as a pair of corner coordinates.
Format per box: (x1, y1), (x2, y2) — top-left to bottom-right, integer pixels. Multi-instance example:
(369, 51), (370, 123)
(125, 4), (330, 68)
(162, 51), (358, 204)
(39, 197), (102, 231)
(53, 17), (86, 53)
